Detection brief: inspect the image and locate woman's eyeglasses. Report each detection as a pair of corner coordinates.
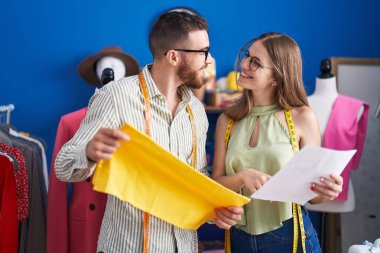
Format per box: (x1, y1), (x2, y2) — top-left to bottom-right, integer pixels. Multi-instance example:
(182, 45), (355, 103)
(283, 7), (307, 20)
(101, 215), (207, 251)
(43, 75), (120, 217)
(238, 48), (273, 72)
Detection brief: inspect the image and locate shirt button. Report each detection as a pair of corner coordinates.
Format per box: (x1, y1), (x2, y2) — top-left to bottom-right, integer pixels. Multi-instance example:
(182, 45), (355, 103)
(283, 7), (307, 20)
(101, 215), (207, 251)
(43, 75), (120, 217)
(89, 204), (95, 210)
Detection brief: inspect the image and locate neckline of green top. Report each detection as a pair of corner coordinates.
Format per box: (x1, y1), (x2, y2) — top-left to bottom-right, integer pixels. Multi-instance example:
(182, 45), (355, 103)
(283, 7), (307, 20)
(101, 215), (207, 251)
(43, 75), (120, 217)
(250, 103), (281, 116)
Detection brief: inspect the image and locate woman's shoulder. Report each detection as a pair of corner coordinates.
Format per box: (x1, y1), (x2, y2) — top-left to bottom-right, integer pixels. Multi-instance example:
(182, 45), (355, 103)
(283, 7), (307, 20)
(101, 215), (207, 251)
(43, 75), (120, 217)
(217, 112), (230, 124)
(216, 113), (231, 132)
(290, 106), (321, 145)
(216, 113), (240, 136)
(291, 106), (320, 139)
(276, 105), (314, 122)
(291, 106), (317, 123)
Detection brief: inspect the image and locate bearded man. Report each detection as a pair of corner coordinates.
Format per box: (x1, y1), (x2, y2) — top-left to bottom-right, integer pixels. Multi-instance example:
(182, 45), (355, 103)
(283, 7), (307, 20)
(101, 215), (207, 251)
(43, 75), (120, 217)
(54, 11), (243, 253)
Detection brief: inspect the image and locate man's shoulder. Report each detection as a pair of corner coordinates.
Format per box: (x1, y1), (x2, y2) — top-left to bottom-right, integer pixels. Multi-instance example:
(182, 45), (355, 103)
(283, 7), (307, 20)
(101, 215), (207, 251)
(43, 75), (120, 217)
(89, 75), (141, 109)
(61, 107), (88, 121)
(189, 96), (206, 114)
(108, 75), (139, 89)
(103, 75), (140, 97)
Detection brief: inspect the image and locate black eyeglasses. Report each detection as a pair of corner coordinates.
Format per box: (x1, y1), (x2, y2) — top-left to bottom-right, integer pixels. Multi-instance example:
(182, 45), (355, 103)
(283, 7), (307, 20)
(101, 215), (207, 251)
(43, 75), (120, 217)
(238, 48), (273, 72)
(165, 48), (210, 61)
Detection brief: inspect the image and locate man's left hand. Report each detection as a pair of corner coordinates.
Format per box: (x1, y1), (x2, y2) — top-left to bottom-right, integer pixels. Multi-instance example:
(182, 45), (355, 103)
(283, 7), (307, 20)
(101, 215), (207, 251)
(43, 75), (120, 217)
(214, 206), (244, 229)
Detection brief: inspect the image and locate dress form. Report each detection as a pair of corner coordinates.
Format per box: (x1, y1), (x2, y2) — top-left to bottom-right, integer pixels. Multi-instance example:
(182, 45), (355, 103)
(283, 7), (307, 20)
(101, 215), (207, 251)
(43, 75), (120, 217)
(306, 59), (362, 213)
(96, 56), (126, 87)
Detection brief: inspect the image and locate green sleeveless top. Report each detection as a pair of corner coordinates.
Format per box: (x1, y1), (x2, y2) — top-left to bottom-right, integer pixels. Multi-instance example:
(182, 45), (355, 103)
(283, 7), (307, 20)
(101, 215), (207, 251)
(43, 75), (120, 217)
(225, 104), (294, 235)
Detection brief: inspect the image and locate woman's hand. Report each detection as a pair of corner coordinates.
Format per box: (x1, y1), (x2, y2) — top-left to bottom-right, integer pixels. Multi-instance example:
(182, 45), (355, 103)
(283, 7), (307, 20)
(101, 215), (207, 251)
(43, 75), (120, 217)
(239, 169), (271, 194)
(310, 174), (343, 203)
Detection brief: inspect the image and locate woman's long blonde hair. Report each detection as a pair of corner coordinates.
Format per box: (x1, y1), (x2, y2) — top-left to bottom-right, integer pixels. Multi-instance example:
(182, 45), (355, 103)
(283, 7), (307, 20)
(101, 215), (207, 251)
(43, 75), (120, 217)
(225, 32), (309, 121)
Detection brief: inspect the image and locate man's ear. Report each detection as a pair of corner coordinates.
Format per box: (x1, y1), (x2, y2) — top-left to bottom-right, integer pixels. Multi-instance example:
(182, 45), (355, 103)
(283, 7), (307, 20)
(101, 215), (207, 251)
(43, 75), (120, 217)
(165, 50), (180, 66)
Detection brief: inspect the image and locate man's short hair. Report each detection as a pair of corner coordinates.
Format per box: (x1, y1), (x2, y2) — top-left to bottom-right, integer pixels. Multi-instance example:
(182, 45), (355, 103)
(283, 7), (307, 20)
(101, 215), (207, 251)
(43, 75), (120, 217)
(149, 11), (208, 59)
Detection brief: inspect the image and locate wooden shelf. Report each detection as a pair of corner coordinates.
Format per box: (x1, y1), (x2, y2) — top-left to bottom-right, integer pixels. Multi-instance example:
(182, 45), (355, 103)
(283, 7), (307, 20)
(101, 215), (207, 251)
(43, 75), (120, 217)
(205, 106), (223, 113)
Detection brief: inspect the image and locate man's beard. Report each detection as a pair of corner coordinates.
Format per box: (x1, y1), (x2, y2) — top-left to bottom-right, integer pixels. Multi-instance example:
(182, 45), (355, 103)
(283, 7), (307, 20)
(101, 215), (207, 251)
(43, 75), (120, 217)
(177, 60), (204, 89)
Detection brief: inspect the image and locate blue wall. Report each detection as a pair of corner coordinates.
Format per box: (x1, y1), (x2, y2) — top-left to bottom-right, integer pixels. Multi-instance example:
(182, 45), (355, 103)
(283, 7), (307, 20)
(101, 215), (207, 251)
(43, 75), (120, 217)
(1, 0), (380, 166)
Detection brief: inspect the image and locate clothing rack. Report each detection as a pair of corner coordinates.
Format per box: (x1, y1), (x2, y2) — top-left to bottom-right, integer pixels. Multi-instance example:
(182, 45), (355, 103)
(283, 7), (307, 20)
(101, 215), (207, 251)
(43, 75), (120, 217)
(0, 106), (48, 253)
(0, 104), (15, 124)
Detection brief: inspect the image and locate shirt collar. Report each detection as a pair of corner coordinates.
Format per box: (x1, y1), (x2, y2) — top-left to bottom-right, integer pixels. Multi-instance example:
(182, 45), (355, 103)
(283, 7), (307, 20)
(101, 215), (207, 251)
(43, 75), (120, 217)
(178, 85), (193, 103)
(142, 65), (161, 99)
(142, 65), (194, 103)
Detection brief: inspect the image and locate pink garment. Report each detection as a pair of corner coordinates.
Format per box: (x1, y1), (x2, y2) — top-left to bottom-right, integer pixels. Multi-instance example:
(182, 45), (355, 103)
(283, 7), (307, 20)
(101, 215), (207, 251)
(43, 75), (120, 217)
(47, 108), (107, 253)
(323, 95), (369, 201)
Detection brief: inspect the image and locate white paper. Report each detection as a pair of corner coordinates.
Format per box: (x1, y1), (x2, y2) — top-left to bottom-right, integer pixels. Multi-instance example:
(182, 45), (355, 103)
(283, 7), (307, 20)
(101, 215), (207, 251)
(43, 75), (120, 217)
(251, 146), (356, 205)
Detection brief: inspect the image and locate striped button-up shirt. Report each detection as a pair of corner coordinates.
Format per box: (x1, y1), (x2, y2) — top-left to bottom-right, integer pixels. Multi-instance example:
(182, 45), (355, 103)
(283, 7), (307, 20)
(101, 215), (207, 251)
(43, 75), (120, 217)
(55, 65), (209, 253)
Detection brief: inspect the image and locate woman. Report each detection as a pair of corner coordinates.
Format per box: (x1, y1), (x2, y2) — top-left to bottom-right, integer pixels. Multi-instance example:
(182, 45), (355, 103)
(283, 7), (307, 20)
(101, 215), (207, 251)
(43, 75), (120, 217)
(212, 32), (343, 252)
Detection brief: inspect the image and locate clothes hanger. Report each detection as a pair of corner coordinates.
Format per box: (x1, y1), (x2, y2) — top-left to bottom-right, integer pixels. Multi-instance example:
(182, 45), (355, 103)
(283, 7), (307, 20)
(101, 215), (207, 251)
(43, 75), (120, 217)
(0, 104), (15, 124)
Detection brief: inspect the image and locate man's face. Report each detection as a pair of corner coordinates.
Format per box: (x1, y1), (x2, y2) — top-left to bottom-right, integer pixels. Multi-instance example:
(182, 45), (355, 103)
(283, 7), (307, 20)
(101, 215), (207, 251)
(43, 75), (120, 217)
(176, 30), (212, 89)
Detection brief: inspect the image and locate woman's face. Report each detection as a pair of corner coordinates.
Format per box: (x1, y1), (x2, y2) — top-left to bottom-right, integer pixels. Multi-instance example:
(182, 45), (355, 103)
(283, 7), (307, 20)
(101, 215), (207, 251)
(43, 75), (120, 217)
(237, 41), (276, 92)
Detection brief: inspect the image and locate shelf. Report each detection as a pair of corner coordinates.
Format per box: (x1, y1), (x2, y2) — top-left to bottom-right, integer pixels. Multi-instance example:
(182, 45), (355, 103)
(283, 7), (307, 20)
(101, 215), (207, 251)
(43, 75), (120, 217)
(205, 106), (223, 113)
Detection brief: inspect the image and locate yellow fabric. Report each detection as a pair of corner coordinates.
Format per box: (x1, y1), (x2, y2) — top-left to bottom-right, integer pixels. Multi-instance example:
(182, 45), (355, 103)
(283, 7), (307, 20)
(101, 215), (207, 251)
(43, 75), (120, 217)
(93, 123), (250, 230)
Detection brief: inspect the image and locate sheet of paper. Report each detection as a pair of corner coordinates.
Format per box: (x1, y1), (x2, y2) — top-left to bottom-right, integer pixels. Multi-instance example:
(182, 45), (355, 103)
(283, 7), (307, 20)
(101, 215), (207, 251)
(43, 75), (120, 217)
(251, 146), (356, 205)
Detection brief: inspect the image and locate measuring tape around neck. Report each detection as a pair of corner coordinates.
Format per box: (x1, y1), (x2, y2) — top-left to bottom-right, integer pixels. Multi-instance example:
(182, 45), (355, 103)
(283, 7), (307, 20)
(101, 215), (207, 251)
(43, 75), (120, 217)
(138, 73), (197, 253)
(285, 108), (306, 253)
(223, 118), (234, 253)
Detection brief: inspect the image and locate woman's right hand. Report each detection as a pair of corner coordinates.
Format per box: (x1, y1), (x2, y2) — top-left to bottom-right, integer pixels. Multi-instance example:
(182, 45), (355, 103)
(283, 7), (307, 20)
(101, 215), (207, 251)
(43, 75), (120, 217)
(239, 169), (271, 194)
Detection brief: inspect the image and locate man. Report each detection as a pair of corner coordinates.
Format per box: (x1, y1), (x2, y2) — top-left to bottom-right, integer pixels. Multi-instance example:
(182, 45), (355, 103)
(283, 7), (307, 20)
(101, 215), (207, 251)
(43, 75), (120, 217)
(55, 11), (243, 253)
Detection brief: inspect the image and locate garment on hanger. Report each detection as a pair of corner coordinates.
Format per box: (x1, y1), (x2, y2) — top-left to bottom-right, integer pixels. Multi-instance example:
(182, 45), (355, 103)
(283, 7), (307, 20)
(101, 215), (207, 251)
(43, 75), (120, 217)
(0, 143), (29, 221)
(0, 154), (18, 253)
(47, 107), (107, 253)
(0, 102), (47, 253)
(0, 125), (47, 253)
(323, 95), (369, 201)
(9, 128), (49, 189)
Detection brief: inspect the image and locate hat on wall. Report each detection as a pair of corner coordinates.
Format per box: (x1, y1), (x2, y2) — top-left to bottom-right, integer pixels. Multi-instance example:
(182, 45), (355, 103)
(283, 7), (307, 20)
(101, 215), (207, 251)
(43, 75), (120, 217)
(78, 46), (140, 86)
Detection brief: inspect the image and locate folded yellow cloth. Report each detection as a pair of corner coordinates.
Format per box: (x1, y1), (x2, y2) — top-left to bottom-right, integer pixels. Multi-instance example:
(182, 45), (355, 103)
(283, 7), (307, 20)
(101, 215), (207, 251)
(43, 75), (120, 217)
(92, 123), (250, 230)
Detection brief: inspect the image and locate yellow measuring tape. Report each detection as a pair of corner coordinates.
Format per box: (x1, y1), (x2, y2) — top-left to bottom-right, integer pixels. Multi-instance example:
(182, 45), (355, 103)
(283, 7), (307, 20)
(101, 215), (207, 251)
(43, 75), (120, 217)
(187, 103), (197, 168)
(224, 119), (234, 253)
(223, 110), (306, 253)
(138, 73), (197, 253)
(285, 109), (306, 253)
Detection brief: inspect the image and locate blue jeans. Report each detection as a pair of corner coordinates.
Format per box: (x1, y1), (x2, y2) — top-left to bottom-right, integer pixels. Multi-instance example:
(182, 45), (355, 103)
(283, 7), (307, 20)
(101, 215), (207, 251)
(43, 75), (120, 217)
(230, 207), (322, 253)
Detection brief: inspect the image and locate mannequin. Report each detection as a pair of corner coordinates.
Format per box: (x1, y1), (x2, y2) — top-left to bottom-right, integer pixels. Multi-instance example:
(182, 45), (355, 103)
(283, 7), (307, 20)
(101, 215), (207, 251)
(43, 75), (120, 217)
(78, 46), (139, 87)
(306, 59), (364, 213)
(47, 46), (139, 253)
(96, 56), (126, 88)
(305, 59), (369, 253)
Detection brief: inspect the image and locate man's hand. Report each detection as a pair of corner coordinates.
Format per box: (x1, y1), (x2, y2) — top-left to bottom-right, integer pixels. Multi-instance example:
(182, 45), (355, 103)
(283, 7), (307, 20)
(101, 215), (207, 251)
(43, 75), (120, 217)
(86, 128), (130, 162)
(214, 206), (244, 229)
